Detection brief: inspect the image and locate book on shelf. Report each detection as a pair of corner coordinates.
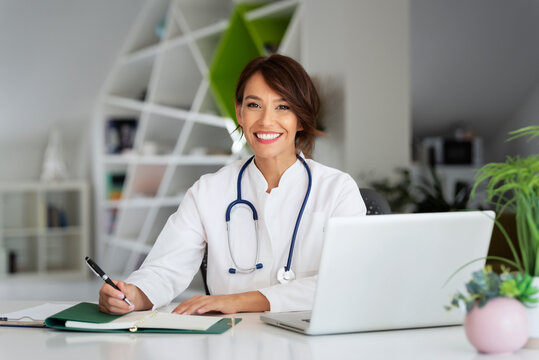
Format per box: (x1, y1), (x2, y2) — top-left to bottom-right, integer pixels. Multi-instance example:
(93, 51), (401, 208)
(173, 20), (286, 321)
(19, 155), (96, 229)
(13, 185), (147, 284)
(106, 173), (126, 200)
(105, 118), (138, 154)
(47, 204), (68, 228)
(105, 209), (118, 234)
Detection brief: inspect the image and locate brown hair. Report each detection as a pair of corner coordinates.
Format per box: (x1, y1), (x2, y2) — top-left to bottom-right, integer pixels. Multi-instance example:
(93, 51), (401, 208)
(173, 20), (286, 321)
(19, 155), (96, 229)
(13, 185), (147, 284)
(235, 54), (323, 158)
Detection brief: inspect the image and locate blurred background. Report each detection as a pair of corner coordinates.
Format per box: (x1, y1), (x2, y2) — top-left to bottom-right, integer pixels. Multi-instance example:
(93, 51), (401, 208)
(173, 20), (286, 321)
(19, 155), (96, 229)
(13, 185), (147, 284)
(0, 0), (537, 301)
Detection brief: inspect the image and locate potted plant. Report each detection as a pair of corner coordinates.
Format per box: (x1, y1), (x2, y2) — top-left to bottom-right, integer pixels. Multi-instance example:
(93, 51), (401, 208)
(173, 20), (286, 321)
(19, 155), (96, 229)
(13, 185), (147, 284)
(447, 267), (538, 353)
(471, 125), (539, 337)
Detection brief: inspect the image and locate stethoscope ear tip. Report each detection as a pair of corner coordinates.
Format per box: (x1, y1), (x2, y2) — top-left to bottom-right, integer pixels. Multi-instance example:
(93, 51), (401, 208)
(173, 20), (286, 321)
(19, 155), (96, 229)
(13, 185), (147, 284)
(256, 263), (263, 269)
(228, 268), (236, 274)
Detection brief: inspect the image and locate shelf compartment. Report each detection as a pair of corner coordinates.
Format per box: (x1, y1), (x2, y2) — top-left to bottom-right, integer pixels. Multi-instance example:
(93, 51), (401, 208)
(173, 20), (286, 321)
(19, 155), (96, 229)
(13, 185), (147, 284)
(177, 0), (233, 33)
(182, 121), (234, 156)
(145, 205), (179, 246)
(100, 103), (142, 147)
(1, 227), (81, 238)
(45, 190), (81, 228)
(190, 20), (228, 41)
(276, 2), (302, 59)
(104, 195), (184, 209)
(151, 42), (202, 110)
(114, 207), (150, 239)
(0, 182), (89, 279)
(108, 55), (154, 101)
(104, 96), (146, 113)
(3, 236), (38, 274)
(124, 0), (171, 54)
(141, 113), (186, 156)
(245, 0), (299, 22)
(0, 191), (39, 230)
(104, 208), (118, 235)
(102, 241), (135, 277)
(164, 1), (184, 41)
(1, 228), (40, 237)
(109, 237), (152, 254)
(192, 28), (225, 72)
(197, 81), (221, 116)
(119, 43), (161, 67)
(164, 164), (225, 197)
(105, 171), (127, 201)
(126, 164), (167, 199)
(247, 8), (294, 54)
(45, 234), (82, 272)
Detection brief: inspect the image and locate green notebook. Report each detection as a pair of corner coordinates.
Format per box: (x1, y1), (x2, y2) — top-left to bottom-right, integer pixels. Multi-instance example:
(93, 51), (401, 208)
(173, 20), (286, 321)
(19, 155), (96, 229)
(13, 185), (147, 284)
(45, 302), (240, 334)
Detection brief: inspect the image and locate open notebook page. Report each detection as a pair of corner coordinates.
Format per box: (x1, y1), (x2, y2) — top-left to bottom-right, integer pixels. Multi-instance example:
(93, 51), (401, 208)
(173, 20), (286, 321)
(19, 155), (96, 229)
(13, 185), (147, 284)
(65, 310), (220, 331)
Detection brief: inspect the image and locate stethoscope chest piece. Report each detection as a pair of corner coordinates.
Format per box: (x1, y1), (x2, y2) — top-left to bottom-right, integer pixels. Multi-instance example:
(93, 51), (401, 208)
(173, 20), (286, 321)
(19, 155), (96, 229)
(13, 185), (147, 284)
(277, 267), (296, 284)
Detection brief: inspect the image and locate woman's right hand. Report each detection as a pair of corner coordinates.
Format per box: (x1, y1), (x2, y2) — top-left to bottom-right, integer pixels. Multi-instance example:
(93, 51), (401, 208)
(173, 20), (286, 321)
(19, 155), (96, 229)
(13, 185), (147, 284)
(98, 280), (150, 314)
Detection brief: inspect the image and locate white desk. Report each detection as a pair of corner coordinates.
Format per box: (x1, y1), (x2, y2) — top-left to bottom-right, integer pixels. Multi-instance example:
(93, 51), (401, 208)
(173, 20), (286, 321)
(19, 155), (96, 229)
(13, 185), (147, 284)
(1, 301), (539, 360)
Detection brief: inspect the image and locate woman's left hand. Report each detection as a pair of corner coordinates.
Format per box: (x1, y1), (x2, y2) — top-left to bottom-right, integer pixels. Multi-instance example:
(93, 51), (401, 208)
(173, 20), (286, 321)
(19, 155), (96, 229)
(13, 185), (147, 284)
(172, 291), (270, 315)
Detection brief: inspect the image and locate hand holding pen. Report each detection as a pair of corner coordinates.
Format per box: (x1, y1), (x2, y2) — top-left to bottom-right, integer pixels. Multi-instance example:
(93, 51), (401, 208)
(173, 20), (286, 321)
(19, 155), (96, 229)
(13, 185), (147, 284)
(85, 256), (135, 313)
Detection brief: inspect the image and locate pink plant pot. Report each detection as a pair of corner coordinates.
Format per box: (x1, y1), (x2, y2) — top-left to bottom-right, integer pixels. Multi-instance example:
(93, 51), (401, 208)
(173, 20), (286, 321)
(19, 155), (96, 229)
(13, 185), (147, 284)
(465, 297), (529, 354)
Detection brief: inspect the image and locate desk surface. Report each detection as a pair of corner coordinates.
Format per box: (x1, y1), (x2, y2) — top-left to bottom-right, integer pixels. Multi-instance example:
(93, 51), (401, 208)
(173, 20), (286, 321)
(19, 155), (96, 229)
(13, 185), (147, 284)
(1, 301), (539, 360)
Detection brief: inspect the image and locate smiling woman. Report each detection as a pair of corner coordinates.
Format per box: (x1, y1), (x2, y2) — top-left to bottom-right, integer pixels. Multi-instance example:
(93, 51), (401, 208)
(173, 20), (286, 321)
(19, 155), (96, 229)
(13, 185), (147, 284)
(235, 72), (303, 190)
(97, 54), (366, 316)
(235, 54), (323, 160)
(234, 54), (325, 192)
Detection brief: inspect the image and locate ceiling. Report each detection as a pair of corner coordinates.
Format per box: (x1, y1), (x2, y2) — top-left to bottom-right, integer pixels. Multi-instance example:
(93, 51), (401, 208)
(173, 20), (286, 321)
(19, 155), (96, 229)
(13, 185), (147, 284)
(411, 0), (539, 140)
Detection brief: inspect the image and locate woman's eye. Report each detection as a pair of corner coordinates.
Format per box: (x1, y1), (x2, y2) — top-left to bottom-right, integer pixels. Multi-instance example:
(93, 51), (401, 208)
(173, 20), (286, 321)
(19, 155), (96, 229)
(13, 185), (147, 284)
(276, 104), (290, 110)
(246, 102), (260, 108)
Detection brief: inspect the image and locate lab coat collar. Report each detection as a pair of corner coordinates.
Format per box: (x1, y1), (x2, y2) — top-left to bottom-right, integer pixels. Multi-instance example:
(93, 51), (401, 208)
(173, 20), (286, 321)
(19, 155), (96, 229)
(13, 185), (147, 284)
(246, 152), (305, 194)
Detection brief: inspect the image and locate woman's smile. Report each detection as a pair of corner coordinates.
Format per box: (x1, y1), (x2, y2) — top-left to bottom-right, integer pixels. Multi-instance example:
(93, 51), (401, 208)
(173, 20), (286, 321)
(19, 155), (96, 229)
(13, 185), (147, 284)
(254, 131), (283, 144)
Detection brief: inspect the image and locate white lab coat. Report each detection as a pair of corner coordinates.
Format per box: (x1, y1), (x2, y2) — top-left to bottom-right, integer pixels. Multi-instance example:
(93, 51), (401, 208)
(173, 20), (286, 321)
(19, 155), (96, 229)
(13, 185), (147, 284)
(126, 155), (367, 312)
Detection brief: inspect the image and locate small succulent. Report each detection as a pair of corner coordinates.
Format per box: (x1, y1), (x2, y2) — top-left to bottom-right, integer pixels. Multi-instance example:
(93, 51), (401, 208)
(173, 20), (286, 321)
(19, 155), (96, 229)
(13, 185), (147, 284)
(446, 266), (539, 313)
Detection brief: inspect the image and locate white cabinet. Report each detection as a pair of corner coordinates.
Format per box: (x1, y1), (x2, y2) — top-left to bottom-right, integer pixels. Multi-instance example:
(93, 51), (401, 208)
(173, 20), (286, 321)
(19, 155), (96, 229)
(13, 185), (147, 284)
(93, 0), (302, 278)
(0, 182), (89, 279)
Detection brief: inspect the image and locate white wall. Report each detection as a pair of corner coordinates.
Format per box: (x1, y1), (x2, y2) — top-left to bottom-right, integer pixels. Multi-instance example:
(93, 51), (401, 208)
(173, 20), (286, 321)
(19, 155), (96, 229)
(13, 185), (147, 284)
(0, 0), (142, 182)
(490, 80), (539, 160)
(411, 0), (539, 144)
(306, 0), (411, 183)
(0, 120), (91, 182)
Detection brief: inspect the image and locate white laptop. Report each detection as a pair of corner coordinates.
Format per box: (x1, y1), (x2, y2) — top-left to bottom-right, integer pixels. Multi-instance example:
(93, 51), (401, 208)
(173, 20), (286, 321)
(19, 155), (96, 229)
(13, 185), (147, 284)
(260, 211), (495, 335)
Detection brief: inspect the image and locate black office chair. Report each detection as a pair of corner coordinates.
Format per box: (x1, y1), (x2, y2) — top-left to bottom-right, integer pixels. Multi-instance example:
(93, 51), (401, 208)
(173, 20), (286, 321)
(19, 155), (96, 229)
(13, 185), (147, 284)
(199, 188), (390, 295)
(200, 248), (210, 296)
(359, 188), (391, 215)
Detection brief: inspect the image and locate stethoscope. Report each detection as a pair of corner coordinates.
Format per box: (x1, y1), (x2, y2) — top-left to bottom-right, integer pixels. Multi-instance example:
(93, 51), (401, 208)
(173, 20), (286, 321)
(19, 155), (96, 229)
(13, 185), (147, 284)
(225, 153), (312, 284)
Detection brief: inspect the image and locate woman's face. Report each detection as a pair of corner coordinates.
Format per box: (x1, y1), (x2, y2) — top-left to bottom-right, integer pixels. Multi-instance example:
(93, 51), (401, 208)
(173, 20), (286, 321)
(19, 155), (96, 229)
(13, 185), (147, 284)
(235, 72), (302, 162)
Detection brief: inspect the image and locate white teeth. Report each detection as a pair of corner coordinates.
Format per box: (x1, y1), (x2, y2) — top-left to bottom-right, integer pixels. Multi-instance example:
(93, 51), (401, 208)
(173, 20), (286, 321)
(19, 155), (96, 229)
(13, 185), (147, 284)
(256, 133), (281, 140)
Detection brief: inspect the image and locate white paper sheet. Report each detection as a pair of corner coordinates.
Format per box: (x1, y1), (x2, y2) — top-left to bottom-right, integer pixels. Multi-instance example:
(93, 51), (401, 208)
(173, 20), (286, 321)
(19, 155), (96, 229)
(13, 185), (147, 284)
(1, 303), (72, 322)
(65, 310), (220, 331)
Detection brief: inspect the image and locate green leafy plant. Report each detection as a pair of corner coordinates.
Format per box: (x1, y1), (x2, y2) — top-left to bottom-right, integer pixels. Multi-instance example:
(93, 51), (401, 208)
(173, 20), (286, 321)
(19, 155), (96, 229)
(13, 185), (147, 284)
(369, 168), (415, 213)
(414, 166), (471, 213)
(471, 125), (539, 276)
(369, 166), (471, 214)
(446, 266), (538, 313)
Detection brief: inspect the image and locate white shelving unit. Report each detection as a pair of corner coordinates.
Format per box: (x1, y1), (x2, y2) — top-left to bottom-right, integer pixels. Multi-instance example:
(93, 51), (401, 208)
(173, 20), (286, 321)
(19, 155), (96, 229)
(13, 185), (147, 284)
(0, 182), (89, 280)
(93, 0), (302, 278)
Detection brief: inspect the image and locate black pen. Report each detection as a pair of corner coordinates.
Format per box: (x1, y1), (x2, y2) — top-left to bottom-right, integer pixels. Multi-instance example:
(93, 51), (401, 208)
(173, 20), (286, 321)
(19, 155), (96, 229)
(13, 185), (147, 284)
(85, 256), (132, 306)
